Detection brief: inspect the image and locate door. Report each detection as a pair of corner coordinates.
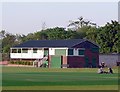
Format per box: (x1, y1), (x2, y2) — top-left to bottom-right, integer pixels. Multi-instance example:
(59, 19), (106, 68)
(44, 49), (48, 56)
(51, 56), (61, 68)
(92, 57), (97, 68)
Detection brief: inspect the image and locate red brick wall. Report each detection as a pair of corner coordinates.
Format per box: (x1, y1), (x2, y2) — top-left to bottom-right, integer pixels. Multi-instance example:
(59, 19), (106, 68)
(48, 55), (51, 68)
(85, 49), (99, 68)
(61, 56), (67, 65)
(67, 56), (85, 68)
(67, 49), (99, 68)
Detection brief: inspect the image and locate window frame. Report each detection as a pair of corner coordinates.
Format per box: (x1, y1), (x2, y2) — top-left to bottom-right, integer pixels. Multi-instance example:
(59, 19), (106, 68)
(68, 48), (74, 56)
(18, 49), (21, 53)
(22, 48), (28, 53)
(33, 48), (38, 53)
(11, 49), (17, 53)
(78, 48), (85, 56)
(91, 48), (99, 53)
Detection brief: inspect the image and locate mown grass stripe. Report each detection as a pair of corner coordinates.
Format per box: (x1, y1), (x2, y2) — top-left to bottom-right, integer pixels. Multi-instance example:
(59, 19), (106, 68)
(2, 66), (119, 90)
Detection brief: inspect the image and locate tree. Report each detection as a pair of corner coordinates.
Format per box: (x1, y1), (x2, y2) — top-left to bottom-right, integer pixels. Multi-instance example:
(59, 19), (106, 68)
(2, 33), (16, 53)
(96, 20), (120, 53)
(34, 27), (76, 40)
(67, 16), (96, 30)
(45, 27), (66, 40)
(85, 26), (98, 41)
(0, 30), (6, 39)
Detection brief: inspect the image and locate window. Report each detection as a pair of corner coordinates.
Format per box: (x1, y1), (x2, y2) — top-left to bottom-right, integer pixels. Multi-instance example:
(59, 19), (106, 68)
(55, 49), (66, 55)
(22, 49), (28, 53)
(68, 49), (73, 55)
(18, 49), (21, 53)
(33, 48), (37, 53)
(91, 48), (99, 53)
(44, 50), (48, 56)
(12, 49), (17, 53)
(78, 49), (85, 55)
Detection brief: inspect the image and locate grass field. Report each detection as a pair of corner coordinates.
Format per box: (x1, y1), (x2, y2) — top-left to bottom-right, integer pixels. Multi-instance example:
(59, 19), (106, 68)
(2, 66), (119, 90)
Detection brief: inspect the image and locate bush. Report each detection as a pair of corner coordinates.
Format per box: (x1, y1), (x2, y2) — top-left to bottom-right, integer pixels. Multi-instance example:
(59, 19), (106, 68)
(18, 61), (22, 65)
(10, 61), (14, 64)
(25, 62), (27, 65)
(22, 61), (25, 65)
(14, 61), (18, 64)
(30, 62), (33, 65)
(9, 60), (33, 65)
(28, 62), (31, 65)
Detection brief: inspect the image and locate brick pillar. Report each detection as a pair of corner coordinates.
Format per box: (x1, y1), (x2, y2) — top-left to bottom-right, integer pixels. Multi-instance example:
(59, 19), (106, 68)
(61, 56), (67, 68)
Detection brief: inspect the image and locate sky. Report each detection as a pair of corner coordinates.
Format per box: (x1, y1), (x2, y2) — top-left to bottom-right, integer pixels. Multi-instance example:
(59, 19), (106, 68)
(1, 1), (119, 35)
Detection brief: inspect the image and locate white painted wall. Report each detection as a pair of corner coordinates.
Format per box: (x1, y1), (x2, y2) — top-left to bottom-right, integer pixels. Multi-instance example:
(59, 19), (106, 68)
(10, 47), (68, 59)
(49, 48), (55, 55)
(66, 48), (68, 56)
(10, 47), (85, 59)
(74, 49), (78, 56)
(10, 48), (44, 59)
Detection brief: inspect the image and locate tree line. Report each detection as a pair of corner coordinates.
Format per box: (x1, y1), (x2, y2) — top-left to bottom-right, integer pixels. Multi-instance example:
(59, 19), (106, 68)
(1, 19), (120, 54)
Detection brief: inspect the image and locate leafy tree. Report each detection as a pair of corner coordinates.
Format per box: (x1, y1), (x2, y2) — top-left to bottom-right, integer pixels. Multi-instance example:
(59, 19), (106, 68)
(0, 30), (6, 39)
(68, 16), (96, 30)
(96, 20), (120, 53)
(65, 29), (76, 39)
(2, 33), (16, 53)
(46, 27), (66, 40)
(85, 26), (98, 41)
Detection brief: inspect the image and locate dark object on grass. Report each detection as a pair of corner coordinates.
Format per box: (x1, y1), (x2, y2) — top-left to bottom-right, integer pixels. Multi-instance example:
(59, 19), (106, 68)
(108, 68), (113, 74)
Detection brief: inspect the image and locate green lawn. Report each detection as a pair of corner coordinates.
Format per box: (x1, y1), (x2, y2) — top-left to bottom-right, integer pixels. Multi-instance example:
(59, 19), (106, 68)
(2, 66), (119, 90)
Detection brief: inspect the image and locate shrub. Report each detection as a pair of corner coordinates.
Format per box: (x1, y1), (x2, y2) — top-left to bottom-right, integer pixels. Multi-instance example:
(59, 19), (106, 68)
(9, 60), (33, 65)
(22, 61), (25, 65)
(30, 62), (33, 65)
(25, 62), (27, 65)
(28, 62), (31, 65)
(10, 61), (14, 64)
(18, 61), (22, 65)
(14, 61), (17, 64)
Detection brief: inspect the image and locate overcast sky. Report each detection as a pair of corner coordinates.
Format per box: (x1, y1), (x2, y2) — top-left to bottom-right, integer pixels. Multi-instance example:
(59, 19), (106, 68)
(1, 1), (118, 35)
